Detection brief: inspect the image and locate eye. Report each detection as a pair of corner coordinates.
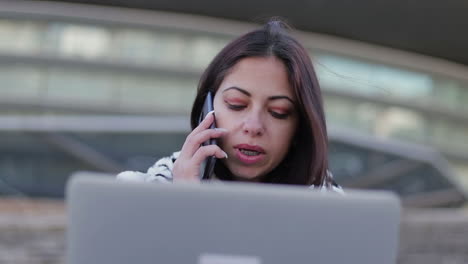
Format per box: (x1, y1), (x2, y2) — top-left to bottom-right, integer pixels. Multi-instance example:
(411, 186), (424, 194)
(270, 111), (289, 119)
(225, 101), (246, 111)
(228, 104), (246, 110)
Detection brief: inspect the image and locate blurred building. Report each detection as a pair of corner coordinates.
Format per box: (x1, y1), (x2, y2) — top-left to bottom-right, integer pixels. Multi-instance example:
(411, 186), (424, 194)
(0, 0), (467, 206)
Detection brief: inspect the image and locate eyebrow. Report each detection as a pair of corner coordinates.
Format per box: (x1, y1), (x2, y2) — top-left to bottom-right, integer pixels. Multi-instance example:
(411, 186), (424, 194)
(222, 86), (295, 104)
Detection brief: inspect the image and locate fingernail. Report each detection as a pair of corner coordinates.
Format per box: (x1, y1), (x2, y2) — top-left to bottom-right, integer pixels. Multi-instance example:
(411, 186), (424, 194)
(205, 110), (215, 118)
(215, 128), (228, 132)
(223, 151), (228, 159)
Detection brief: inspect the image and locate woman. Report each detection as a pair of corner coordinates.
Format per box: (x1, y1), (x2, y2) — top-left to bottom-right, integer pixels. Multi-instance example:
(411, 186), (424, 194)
(118, 19), (342, 192)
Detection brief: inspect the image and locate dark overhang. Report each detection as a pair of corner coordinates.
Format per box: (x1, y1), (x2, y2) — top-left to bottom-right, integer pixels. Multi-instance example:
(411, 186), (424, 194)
(47, 0), (468, 66)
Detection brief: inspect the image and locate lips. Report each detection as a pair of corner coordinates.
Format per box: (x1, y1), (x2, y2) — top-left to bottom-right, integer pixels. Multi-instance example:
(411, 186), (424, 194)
(234, 144), (265, 153)
(233, 144), (265, 165)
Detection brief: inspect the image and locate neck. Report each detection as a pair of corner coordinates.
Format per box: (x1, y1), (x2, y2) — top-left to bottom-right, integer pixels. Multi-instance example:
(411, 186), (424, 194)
(214, 161), (287, 184)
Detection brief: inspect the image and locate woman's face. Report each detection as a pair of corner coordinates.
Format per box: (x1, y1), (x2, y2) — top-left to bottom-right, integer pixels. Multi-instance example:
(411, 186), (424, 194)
(213, 56), (298, 181)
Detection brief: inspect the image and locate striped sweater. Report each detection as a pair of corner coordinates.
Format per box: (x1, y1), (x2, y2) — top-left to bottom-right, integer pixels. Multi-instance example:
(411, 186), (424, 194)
(117, 151), (344, 193)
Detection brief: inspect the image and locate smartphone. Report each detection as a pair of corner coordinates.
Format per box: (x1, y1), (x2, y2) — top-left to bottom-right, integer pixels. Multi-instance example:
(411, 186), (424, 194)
(198, 91), (217, 180)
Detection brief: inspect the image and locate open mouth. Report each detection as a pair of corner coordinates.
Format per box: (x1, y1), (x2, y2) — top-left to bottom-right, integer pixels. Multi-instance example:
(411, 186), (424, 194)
(239, 149), (262, 156)
(233, 144), (266, 165)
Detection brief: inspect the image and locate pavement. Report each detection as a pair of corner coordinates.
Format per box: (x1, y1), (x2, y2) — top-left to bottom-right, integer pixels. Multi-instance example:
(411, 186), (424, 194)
(0, 198), (467, 264)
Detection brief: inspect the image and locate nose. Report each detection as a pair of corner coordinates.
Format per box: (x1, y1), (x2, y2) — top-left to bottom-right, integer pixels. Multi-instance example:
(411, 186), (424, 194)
(242, 110), (265, 137)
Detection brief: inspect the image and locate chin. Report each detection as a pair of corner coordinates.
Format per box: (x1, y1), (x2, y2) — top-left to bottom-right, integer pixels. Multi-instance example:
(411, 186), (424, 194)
(231, 168), (269, 182)
(222, 160), (272, 182)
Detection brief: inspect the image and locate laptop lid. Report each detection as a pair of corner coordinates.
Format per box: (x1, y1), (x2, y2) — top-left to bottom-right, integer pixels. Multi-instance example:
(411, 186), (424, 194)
(67, 172), (400, 264)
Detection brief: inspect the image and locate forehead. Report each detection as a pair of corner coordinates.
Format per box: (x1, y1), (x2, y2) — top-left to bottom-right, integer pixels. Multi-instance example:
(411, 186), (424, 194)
(219, 56), (293, 97)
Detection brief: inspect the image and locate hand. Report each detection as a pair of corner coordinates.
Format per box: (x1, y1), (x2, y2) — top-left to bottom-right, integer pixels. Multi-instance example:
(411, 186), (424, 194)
(172, 111), (228, 183)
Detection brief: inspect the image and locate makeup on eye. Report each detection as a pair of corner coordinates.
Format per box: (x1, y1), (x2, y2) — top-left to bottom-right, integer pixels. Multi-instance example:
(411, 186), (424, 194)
(269, 106), (293, 119)
(224, 98), (247, 110)
(269, 106), (290, 114)
(227, 103), (246, 110)
(224, 100), (293, 119)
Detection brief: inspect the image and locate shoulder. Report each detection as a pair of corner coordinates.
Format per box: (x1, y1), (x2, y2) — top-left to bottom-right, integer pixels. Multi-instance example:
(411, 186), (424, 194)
(309, 184), (345, 194)
(309, 171), (344, 194)
(116, 151), (179, 183)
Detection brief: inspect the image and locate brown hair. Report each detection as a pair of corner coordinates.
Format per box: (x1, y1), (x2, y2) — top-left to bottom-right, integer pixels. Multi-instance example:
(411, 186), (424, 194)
(190, 19), (329, 186)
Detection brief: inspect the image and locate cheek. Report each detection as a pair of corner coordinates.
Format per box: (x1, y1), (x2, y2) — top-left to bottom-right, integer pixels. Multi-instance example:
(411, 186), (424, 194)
(215, 112), (236, 151)
(274, 127), (294, 147)
(213, 109), (233, 130)
(271, 121), (297, 148)
(213, 99), (225, 126)
(213, 101), (238, 130)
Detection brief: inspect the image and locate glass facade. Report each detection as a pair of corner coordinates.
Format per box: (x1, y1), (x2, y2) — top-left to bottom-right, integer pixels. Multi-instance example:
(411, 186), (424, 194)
(0, 8), (467, 203)
(0, 18), (228, 115)
(314, 52), (468, 181)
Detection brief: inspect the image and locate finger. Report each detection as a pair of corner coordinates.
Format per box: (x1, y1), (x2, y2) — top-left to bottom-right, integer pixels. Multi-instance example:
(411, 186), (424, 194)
(192, 110), (215, 134)
(192, 145), (228, 166)
(183, 128), (228, 157)
(179, 112), (215, 159)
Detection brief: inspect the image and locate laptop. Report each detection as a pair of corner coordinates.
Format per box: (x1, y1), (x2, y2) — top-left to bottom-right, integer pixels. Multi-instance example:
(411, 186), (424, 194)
(66, 172), (401, 264)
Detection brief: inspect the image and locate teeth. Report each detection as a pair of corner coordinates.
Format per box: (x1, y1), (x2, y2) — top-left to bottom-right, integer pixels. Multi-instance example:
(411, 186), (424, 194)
(240, 149), (260, 156)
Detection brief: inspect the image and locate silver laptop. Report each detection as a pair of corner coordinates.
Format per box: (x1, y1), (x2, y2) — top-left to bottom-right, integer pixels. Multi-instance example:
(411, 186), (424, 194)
(66, 172), (401, 264)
